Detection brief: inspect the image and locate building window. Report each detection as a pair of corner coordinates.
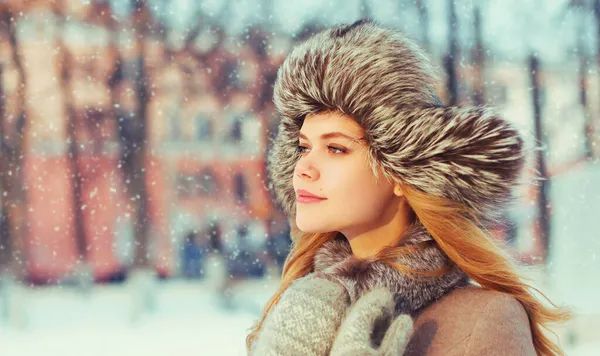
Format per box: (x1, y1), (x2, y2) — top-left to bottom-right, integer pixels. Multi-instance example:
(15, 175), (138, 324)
(233, 173), (248, 204)
(223, 60), (242, 90)
(229, 115), (243, 142)
(197, 169), (218, 195)
(176, 173), (193, 198)
(195, 114), (213, 141)
(168, 105), (181, 141)
(176, 169), (219, 198)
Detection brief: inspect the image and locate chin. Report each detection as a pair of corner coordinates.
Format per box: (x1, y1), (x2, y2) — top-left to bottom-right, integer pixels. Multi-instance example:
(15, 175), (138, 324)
(295, 214), (331, 234)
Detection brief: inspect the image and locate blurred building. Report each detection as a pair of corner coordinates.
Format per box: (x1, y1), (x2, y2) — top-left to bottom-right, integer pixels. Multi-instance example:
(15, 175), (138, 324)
(0, 2), (292, 283)
(2, 1), (598, 283)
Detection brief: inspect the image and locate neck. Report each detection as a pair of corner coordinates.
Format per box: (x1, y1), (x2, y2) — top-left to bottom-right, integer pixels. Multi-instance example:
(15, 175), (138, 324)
(342, 199), (415, 259)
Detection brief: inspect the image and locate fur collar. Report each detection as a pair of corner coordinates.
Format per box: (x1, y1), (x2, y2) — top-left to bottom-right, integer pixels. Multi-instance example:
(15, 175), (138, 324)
(313, 220), (471, 316)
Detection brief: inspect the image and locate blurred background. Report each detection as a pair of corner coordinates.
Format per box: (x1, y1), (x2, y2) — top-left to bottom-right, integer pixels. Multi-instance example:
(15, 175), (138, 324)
(0, 0), (598, 355)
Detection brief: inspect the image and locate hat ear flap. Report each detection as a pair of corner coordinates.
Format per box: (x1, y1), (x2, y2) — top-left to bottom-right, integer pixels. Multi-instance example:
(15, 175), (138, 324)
(372, 105), (528, 224)
(266, 118), (301, 219)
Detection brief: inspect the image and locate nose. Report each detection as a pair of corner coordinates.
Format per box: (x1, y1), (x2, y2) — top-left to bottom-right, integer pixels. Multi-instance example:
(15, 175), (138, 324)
(294, 156), (319, 181)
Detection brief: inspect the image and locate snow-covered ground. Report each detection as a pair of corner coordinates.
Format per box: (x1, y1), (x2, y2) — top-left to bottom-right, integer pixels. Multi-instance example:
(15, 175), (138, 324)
(0, 276), (598, 356)
(0, 276), (279, 356)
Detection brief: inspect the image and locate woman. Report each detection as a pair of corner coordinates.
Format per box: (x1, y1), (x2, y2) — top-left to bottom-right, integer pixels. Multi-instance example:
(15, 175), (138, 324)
(247, 19), (571, 355)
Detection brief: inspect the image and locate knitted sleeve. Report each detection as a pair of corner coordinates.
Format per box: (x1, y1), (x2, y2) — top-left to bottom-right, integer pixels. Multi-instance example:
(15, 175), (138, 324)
(329, 287), (413, 356)
(250, 274), (350, 356)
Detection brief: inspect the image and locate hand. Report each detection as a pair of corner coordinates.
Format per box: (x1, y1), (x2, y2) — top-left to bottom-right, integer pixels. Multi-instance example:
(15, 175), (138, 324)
(250, 273), (350, 356)
(330, 287), (414, 356)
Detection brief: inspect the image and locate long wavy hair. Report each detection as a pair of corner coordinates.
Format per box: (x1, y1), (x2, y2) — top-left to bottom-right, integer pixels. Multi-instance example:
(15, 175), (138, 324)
(245, 183), (572, 355)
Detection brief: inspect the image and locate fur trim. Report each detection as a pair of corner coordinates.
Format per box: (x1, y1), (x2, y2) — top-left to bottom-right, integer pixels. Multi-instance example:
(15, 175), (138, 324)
(313, 220), (470, 315)
(266, 19), (527, 226)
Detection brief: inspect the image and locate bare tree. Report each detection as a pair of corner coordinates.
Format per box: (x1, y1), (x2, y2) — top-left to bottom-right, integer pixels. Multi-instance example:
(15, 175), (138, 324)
(471, 2), (485, 106)
(0, 4), (30, 280)
(444, 0), (459, 105)
(578, 6), (595, 160)
(529, 54), (551, 264)
(564, 0), (598, 160)
(52, 1), (90, 280)
(360, 0), (373, 21)
(588, 0), (600, 160)
(123, 0), (152, 270)
(414, 0), (430, 52)
(0, 61), (6, 272)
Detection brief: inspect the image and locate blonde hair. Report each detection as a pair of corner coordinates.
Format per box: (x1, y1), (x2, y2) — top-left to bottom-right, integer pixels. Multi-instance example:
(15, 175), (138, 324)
(246, 183), (572, 355)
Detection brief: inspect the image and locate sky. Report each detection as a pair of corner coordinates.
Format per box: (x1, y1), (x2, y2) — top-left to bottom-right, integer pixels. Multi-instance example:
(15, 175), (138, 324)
(101, 0), (594, 65)
(139, 0), (594, 64)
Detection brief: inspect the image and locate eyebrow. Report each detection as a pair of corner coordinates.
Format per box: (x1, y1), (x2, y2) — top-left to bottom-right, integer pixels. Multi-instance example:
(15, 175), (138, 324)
(298, 131), (364, 142)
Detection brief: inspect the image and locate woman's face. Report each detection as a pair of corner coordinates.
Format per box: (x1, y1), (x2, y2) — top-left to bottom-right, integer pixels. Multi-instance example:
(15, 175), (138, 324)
(292, 111), (400, 236)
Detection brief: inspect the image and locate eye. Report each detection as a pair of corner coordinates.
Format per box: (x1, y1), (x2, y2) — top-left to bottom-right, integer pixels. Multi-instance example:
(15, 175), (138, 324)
(328, 146), (347, 154)
(296, 144), (346, 155)
(297, 145), (309, 154)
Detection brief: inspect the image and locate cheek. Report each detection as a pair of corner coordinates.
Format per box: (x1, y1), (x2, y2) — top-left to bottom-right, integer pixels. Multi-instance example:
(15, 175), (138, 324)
(329, 163), (391, 209)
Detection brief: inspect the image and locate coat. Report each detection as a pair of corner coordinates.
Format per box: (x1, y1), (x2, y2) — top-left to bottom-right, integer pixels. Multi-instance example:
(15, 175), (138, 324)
(406, 284), (536, 355)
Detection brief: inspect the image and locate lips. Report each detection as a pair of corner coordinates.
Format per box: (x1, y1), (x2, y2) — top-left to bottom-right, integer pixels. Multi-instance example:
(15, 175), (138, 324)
(296, 189), (326, 204)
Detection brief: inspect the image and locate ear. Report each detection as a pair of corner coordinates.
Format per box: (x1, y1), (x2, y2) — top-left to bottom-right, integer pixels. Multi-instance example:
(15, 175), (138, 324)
(393, 184), (404, 197)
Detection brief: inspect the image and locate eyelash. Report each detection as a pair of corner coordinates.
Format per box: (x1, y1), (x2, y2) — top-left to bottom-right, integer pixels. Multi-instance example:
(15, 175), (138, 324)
(297, 145), (347, 155)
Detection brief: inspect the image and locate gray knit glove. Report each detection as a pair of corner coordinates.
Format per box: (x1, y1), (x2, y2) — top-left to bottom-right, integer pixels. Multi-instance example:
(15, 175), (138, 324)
(250, 273), (350, 356)
(329, 288), (414, 356)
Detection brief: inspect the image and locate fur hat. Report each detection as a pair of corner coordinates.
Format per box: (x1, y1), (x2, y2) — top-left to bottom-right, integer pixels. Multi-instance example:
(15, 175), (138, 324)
(267, 19), (528, 229)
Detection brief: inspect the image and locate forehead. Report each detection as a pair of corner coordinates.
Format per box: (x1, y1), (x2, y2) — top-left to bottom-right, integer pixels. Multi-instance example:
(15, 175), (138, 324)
(301, 111), (364, 136)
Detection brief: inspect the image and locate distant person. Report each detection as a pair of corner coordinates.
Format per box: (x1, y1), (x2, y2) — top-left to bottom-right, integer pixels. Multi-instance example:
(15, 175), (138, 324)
(265, 217), (291, 273)
(181, 232), (204, 279)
